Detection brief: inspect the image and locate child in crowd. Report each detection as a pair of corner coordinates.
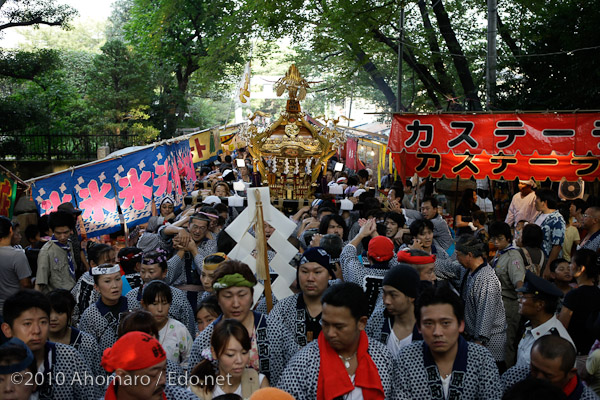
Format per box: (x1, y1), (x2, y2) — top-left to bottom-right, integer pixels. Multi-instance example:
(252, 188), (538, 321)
(141, 280), (193, 368)
(549, 258), (576, 298)
(196, 295), (222, 335)
(514, 220), (527, 247)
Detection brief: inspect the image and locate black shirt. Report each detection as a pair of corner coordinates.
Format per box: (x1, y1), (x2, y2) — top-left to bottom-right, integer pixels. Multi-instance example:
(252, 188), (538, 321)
(563, 284), (600, 354)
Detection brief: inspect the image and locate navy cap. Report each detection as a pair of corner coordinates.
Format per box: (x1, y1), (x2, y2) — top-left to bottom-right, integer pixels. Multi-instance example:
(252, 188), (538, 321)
(300, 247), (336, 280)
(516, 270), (564, 298)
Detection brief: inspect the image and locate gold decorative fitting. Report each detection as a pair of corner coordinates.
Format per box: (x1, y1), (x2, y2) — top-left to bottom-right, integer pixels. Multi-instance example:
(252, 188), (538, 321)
(243, 64), (346, 199)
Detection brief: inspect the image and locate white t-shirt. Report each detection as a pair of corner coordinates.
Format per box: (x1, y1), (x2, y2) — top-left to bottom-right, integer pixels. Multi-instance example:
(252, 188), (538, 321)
(386, 328), (413, 357)
(212, 373), (266, 398)
(441, 374), (452, 399)
(345, 374), (364, 400)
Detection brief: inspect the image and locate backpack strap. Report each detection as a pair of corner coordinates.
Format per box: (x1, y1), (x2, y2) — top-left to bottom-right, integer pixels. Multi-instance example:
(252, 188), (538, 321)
(516, 247), (531, 267)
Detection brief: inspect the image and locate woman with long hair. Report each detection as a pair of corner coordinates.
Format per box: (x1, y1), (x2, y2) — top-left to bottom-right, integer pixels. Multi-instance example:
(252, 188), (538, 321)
(189, 319), (269, 398)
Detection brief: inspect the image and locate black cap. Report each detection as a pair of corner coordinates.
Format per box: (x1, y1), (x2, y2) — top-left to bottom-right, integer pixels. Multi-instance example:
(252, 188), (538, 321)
(516, 270), (564, 298)
(57, 202), (82, 216)
(382, 264), (420, 299)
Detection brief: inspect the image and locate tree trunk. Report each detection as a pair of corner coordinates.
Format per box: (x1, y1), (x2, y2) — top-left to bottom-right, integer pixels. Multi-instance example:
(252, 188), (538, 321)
(430, 0), (482, 110)
(347, 42), (399, 110)
(371, 28), (443, 109)
(417, 0), (456, 101)
(167, 59), (200, 137)
(497, 13), (521, 58)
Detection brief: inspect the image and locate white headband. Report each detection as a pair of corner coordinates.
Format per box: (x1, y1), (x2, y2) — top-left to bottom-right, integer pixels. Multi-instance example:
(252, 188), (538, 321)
(91, 264), (121, 276)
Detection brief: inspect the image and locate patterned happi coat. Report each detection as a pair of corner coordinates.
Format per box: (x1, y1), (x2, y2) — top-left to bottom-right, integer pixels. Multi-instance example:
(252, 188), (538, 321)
(269, 293), (325, 347)
(188, 311), (299, 386)
(78, 296), (139, 354)
(36, 341), (101, 400)
(69, 327), (103, 377)
(71, 271), (100, 325)
(365, 300), (422, 349)
(395, 338), (502, 400)
(502, 364), (599, 400)
(165, 239), (217, 286)
(340, 244), (397, 316)
(434, 260), (507, 362)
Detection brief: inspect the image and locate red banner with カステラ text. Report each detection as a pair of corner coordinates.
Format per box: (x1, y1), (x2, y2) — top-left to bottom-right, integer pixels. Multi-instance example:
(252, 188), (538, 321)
(391, 151), (600, 182)
(389, 113), (600, 156)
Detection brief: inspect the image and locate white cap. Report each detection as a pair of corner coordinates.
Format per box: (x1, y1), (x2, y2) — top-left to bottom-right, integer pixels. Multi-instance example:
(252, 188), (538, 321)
(340, 199), (354, 211)
(353, 189), (366, 198)
(203, 195), (222, 205)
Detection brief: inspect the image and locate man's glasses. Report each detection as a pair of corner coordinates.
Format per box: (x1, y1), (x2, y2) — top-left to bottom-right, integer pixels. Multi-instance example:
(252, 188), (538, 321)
(189, 224), (208, 232)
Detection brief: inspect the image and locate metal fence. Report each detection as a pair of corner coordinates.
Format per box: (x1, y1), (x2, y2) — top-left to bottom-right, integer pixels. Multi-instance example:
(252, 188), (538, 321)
(0, 133), (139, 161)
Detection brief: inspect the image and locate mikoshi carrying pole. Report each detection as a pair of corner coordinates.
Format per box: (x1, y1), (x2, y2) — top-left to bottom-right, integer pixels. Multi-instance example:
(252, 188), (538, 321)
(253, 190), (273, 312)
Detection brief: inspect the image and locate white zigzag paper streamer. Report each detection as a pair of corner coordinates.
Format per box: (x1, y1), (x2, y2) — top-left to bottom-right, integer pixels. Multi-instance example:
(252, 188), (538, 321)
(225, 187), (296, 305)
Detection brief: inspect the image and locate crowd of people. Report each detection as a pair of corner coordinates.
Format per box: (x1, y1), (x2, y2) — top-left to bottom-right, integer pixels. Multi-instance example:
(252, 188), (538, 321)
(0, 151), (599, 400)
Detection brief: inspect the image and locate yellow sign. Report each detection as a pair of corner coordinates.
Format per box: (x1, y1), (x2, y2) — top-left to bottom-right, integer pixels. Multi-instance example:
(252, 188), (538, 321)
(189, 129), (222, 165)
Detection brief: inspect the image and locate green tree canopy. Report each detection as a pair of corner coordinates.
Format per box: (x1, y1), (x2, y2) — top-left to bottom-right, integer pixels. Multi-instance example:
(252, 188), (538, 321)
(496, 0), (600, 110)
(87, 39), (158, 141)
(244, 0), (600, 112)
(124, 0), (251, 136)
(15, 18), (107, 53)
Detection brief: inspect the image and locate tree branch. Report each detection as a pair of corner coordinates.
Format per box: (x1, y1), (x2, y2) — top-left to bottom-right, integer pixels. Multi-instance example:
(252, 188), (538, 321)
(322, 51), (344, 61)
(0, 17), (65, 31)
(497, 13), (521, 58)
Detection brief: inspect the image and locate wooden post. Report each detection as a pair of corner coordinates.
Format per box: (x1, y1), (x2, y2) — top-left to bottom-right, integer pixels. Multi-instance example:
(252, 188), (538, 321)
(253, 191), (273, 312)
